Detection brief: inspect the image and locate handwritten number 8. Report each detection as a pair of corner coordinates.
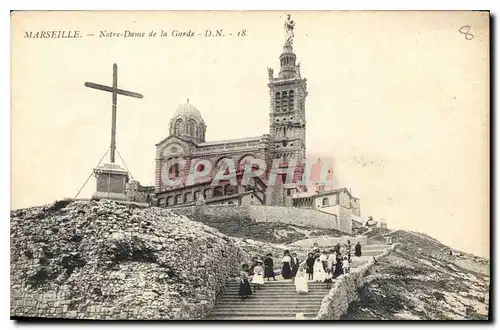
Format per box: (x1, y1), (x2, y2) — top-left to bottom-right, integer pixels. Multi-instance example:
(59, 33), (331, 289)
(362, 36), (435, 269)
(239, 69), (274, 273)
(459, 25), (474, 40)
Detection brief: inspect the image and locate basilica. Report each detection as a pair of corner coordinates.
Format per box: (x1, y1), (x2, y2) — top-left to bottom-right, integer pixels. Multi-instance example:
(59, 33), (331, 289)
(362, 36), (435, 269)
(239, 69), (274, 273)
(148, 33), (309, 208)
(125, 18), (361, 231)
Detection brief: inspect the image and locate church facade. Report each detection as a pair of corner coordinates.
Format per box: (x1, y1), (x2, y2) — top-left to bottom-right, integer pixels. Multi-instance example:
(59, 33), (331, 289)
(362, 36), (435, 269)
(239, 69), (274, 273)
(151, 37), (308, 208)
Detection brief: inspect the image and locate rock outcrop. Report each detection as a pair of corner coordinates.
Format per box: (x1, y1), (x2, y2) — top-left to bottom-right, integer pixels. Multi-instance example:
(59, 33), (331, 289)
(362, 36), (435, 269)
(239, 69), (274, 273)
(10, 200), (248, 320)
(342, 231), (490, 320)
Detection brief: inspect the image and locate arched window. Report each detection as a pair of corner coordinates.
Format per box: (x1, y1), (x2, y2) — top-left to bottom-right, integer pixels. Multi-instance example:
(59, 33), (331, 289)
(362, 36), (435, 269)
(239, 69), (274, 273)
(204, 188), (212, 199)
(275, 92), (281, 111)
(189, 119), (196, 137)
(282, 91), (288, 112)
(169, 163), (179, 177)
(289, 90), (294, 111)
(198, 125), (204, 140)
(214, 186), (223, 197)
(322, 197), (329, 207)
(173, 119), (183, 135)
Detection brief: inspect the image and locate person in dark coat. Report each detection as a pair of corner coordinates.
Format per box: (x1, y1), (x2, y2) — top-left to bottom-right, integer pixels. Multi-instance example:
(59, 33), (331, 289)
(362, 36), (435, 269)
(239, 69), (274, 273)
(334, 243), (341, 254)
(306, 253), (315, 280)
(264, 253), (276, 281)
(333, 254), (343, 278)
(238, 270), (252, 300)
(281, 250), (293, 279)
(354, 242), (362, 257)
(313, 247), (321, 260)
(290, 252), (300, 279)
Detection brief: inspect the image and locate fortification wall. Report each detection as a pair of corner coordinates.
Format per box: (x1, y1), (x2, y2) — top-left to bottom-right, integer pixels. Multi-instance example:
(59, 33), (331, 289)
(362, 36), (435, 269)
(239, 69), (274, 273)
(171, 205), (252, 220)
(248, 205), (340, 230)
(290, 235), (367, 248)
(172, 204), (346, 233)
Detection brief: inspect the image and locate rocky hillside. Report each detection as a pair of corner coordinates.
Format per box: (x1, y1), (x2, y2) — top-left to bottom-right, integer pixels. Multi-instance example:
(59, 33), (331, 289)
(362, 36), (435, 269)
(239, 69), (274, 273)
(342, 229), (490, 320)
(11, 199), (490, 321)
(10, 200), (249, 320)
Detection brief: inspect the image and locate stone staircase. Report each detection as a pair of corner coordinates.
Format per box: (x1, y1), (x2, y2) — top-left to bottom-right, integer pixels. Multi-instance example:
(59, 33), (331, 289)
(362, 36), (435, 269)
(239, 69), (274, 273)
(208, 281), (328, 320)
(208, 244), (388, 320)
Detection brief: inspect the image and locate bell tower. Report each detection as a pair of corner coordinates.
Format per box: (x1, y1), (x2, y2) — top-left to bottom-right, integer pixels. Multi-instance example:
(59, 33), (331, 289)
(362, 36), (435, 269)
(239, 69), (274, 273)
(267, 15), (307, 178)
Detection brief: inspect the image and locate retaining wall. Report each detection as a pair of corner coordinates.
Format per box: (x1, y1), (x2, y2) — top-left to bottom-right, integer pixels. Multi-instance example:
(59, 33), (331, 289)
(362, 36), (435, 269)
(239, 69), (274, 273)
(172, 205), (347, 233)
(314, 243), (400, 320)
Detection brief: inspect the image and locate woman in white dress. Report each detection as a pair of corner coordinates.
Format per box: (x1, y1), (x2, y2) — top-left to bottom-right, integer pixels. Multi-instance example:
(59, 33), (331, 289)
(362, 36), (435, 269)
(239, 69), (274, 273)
(313, 258), (326, 282)
(251, 260), (265, 290)
(294, 267), (309, 294)
(342, 256), (350, 274)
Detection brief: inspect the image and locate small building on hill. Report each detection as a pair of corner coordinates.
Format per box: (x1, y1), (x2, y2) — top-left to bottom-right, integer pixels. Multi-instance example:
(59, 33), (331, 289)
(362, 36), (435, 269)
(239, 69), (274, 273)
(292, 187), (360, 234)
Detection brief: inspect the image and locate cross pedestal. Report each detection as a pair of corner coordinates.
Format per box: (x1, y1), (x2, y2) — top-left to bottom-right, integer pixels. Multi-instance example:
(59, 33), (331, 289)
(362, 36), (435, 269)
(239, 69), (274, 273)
(92, 163), (129, 201)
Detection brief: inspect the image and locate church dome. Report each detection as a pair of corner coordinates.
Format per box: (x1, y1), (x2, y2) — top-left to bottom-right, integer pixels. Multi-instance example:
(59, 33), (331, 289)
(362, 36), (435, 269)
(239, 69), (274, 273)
(172, 102), (205, 124)
(169, 100), (206, 143)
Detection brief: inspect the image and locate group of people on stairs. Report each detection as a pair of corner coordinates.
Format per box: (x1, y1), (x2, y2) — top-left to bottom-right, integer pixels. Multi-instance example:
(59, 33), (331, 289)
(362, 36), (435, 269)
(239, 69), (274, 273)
(237, 240), (363, 299)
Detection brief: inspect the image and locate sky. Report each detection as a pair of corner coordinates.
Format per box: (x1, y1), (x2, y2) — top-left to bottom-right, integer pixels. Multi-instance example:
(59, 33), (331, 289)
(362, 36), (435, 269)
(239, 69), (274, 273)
(11, 11), (489, 257)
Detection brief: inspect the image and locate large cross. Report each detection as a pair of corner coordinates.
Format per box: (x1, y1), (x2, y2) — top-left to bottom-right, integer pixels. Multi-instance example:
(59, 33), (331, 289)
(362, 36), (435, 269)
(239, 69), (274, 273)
(84, 63), (143, 163)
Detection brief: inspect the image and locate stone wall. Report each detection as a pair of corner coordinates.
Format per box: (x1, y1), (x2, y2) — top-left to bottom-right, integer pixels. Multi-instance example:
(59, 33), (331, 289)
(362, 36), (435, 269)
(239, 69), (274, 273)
(172, 204), (344, 233)
(11, 200), (249, 320)
(249, 205), (339, 230)
(314, 243), (399, 320)
(172, 205), (252, 220)
(290, 235), (367, 248)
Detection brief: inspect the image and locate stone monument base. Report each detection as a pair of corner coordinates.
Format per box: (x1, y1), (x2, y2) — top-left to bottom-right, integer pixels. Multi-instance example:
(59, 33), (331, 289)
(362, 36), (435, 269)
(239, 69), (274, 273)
(92, 163), (129, 201)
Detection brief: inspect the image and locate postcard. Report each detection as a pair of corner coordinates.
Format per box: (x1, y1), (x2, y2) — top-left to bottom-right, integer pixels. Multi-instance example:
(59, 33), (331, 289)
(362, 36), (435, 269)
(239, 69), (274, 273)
(10, 11), (490, 321)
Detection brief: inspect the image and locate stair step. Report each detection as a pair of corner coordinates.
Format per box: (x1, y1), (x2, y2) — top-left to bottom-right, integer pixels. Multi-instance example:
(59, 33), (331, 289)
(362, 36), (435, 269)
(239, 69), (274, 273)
(207, 316), (310, 320)
(212, 310), (319, 314)
(216, 300), (323, 305)
(223, 285), (329, 289)
(225, 282), (328, 285)
(219, 290), (329, 299)
(214, 302), (322, 306)
(212, 306), (320, 311)
(222, 288), (329, 292)
(218, 296), (324, 299)
(225, 284), (330, 287)
(214, 304), (321, 309)
(219, 294), (327, 298)
(221, 292), (328, 295)
(210, 310), (317, 316)
(213, 307), (320, 311)
(217, 293), (326, 302)
(224, 286), (331, 288)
